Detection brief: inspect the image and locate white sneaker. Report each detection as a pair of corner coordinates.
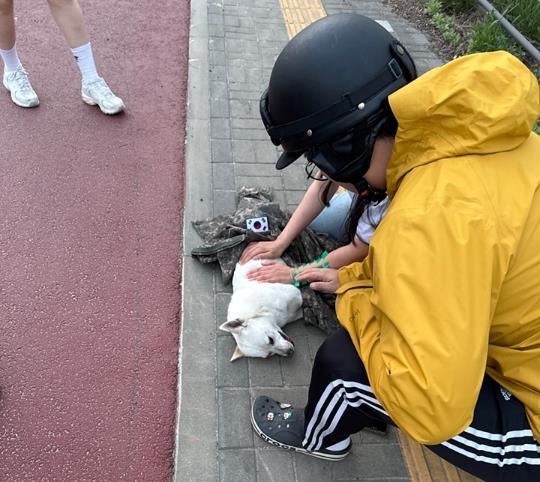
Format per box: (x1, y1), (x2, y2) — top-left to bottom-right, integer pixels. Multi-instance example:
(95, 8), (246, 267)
(81, 77), (125, 115)
(3, 67), (39, 108)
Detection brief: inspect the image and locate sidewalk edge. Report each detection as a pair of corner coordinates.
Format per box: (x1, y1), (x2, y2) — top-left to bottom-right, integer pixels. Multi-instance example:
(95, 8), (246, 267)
(174, 0), (217, 480)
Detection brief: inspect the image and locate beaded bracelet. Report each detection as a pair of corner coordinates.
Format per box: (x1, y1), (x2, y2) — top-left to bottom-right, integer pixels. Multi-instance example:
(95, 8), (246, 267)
(314, 251), (329, 264)
(291, 251), (330, 287)
(291, 271), (309, 288)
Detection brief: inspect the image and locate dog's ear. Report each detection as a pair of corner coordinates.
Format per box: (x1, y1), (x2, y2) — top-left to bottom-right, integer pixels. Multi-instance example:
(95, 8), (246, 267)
(219, 319), (246, 333)
(230, 346), (245, 362)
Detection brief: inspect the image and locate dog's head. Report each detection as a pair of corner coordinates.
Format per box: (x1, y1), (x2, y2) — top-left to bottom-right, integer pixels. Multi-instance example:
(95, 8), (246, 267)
(219, 312), (295, 361)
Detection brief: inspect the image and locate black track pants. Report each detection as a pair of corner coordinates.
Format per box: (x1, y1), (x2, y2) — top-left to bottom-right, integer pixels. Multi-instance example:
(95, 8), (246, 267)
(302, 328), (540, 482)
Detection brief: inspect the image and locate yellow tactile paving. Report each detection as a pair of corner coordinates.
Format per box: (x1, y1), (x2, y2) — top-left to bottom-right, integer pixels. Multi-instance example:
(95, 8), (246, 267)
(278, 0), (326, 38)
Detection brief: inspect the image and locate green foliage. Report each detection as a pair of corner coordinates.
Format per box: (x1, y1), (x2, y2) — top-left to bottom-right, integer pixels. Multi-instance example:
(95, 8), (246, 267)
(442, 0), (476, 12)
(430, 0), (539, 137)
(434, 14), (462, 46)
(436, 0), (540, 67)
(425, 0), (441, 15)
(467, 13), (525, 59)
(491, 0), (540, 47)
(424, 0), (463, 48)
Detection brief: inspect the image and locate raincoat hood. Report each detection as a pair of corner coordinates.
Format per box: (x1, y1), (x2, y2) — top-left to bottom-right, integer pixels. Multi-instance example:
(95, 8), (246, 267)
(386, 51), (540, 197)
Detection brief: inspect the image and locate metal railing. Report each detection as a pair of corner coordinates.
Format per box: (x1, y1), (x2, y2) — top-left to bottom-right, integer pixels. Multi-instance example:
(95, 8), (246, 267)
(476, 0), (540, 63)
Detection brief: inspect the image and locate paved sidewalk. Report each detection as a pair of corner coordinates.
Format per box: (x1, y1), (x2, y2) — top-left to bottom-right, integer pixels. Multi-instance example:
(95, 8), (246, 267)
(177, 0), (442, 480)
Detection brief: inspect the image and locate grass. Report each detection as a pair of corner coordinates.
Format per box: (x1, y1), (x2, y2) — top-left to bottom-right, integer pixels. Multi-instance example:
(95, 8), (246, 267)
(423, 0), (540, 65)
(490, 0), (540, 48)
(468, 12), (525, 59)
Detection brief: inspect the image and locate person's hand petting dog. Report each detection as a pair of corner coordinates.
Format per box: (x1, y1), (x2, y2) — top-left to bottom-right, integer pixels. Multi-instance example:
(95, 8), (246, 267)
(295, 267), (340, 293)
(246, 257), (341, 292)
(246, 260), (294, 284)
(240, 240), (286, 264)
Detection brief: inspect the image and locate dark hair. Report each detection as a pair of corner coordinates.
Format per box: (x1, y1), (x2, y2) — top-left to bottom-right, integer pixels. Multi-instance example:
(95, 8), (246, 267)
(345, 111), (397, 243)
(319, 180), (334, 207)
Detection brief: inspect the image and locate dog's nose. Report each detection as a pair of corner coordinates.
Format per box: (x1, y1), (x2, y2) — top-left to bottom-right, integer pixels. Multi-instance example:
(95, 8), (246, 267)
(286, 346), (295, 357)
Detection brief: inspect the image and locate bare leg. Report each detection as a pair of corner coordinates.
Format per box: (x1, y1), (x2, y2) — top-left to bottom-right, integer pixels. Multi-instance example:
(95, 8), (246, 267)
(47, 0), (124, 114)
(47, 0), (88, 48)
(0, 0), (39, 108)
(0, 0), (15, 50)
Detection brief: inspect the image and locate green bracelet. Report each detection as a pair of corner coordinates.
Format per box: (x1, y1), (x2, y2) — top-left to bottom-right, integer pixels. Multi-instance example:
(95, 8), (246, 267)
(291, 270), (309, 288)
(298, 251), (329, 269)
(292, 256), (331, 287)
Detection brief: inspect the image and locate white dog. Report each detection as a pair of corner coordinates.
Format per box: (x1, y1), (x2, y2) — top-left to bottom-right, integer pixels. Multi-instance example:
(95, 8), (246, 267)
(219, 259), (303, 361)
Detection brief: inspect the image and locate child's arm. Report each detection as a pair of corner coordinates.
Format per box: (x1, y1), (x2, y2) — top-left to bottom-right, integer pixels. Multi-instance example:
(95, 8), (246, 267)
(300, 237), (368, 271)
(277, 179), (339, 249)
(240, 179), (338, 263)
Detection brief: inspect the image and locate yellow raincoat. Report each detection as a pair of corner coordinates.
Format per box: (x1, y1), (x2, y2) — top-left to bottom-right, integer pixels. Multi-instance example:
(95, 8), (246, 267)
(336, 51), (540, 445)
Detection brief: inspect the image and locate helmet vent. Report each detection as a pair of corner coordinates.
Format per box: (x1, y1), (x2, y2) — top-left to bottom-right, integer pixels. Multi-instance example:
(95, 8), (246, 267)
(388, 58), (403, 80)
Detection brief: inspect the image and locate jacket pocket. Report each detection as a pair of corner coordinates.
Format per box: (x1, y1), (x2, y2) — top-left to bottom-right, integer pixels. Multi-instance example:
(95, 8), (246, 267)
(335, 279), (373, 295)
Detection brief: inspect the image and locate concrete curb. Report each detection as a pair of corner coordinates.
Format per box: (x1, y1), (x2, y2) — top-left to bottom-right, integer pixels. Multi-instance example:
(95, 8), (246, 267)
(175, 0), (218, 480)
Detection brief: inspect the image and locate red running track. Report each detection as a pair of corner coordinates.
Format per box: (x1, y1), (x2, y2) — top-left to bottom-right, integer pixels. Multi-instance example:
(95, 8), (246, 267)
(0, 1), (188, 480)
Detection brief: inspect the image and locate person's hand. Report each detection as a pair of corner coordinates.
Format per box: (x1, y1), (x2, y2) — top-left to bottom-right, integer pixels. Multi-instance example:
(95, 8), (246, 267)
(295, 267), (340, 293)
(246, 260), (294, 284)
(240, 240), (286, 264)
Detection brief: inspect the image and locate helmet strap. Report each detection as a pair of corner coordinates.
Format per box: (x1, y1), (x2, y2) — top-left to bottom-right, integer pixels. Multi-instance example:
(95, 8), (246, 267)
(354, 178), (386, 203)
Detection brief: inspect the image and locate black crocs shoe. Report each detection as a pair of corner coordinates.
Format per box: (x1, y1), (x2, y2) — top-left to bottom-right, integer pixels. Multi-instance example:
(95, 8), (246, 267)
(250, 396), (351, 461)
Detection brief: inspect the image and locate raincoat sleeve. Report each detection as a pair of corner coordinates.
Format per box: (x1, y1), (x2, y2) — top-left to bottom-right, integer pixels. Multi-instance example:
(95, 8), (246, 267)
(335, 204), (496, 444)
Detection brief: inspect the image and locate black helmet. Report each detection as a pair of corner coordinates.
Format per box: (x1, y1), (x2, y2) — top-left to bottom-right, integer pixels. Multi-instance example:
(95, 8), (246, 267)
(260, 13), (416, 186)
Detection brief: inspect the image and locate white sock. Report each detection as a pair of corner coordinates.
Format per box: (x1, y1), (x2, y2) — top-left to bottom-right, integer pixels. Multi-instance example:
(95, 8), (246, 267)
(0, 45), (23, 73)
(71, 42), (99, 84)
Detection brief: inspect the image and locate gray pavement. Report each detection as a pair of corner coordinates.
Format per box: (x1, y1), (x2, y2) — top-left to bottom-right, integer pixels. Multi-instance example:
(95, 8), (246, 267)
(176, 0), (442, 480)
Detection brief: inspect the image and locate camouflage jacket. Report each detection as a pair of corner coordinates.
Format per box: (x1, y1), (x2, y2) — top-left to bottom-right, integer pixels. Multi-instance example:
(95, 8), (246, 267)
(191, 187), (341, 334)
